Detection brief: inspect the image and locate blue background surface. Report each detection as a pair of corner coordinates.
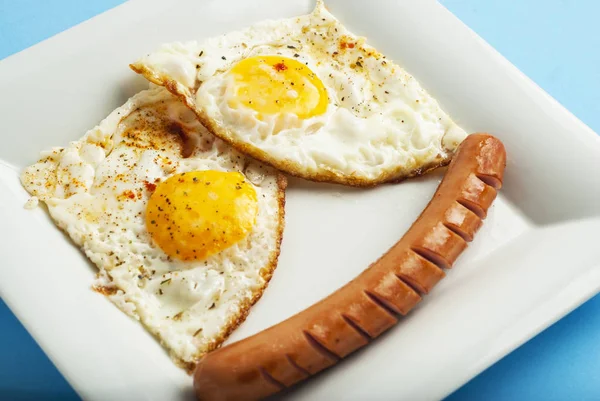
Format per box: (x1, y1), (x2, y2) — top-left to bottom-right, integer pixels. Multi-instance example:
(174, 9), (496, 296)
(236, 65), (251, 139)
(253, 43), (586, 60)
(1, 1), (599, 400)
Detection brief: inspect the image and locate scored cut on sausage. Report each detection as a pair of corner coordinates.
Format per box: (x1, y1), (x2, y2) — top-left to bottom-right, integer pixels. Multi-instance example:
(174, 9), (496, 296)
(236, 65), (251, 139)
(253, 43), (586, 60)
(193, 133), (507, 401)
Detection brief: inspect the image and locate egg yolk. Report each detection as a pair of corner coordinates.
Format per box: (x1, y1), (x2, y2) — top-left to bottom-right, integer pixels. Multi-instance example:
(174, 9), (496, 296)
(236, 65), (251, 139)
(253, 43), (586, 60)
(146, 171), (258, 261)
(229, 55), (328, 119)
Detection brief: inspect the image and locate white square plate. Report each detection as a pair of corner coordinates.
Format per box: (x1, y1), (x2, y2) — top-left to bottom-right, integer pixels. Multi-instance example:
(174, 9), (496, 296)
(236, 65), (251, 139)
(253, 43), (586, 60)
(1, 0), (600, 400)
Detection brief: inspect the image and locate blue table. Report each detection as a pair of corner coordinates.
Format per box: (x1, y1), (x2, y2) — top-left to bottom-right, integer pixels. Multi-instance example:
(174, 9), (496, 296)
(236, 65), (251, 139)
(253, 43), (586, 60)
(1, 1), (599, 400)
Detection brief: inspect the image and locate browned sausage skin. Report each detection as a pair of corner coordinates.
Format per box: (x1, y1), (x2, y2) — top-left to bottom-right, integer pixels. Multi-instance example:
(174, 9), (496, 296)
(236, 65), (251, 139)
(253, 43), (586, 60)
(193, 133), (506, 401)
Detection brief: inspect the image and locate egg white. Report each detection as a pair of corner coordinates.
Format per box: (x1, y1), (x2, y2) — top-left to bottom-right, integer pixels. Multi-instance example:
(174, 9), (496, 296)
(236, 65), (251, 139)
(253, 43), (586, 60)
(21, 87), (286, 366)
(131, 0), (467, 186)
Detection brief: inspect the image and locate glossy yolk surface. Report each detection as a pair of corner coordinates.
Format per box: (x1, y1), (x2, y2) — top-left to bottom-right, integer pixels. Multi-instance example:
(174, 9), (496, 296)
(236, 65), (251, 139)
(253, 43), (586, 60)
(146, 170), (258, 261)
(229, 55), (328, 119)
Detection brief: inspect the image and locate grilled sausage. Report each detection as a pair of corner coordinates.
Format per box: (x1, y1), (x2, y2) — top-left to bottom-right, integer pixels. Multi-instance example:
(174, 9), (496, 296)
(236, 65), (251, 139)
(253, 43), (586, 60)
(193, 133), (507, 401)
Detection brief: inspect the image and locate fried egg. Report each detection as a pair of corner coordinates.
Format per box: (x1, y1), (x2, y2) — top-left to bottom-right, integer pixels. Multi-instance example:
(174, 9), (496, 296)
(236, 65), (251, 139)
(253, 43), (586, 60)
(20, 87), (286, 367)
(130, 0), (467, 186)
